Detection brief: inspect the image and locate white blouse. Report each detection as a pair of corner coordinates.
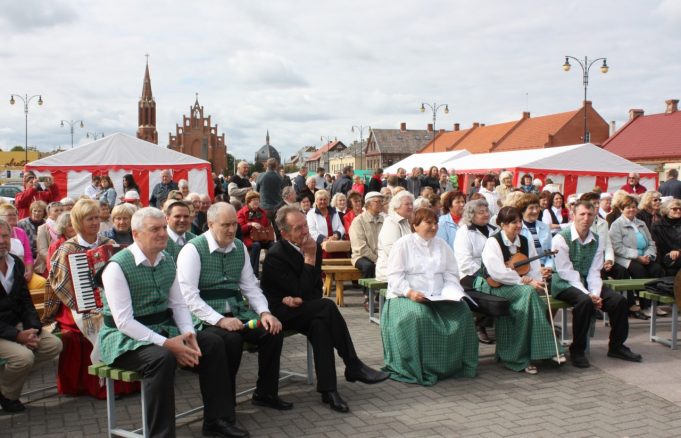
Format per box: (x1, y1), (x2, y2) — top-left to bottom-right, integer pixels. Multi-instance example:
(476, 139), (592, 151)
(541, 207), (570, 234)
(386, 233), (465, 300)
(375, 211), (412, 281)
(481, 231), (541, 286)
(454, 225), (496, 278)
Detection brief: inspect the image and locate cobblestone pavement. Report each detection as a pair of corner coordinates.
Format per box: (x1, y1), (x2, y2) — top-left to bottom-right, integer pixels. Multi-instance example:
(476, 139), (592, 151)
(3, 288), (681, 437)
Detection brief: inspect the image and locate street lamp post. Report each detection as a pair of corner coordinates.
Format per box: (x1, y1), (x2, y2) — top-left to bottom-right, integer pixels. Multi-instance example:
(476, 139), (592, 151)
(351, 125), (369, 171)
(86, 131), (105, 141)
(562, 55), (609, 143)
(420, 102), (449, 152)
(61, 119), (84, 148)
(320, 135), (336, 174)
(9, 93), (43, 164)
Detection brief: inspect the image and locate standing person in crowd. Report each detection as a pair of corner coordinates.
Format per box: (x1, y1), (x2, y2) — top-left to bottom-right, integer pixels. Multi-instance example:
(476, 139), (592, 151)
(331, 193), (348, 224)
(542, 192), (569, 235)
(342, 191), (364, 234)
(17, 200), (47, 264)
(385, 176), (400, 194)
(659, 168), (681, 199)
(421, 166), (440, 193)
(438, 172), (453, 194)
(307, 190), (345, 256)
(475, 207), (564, 374)
(0, 204), (43, 290)
(15, 173), (60, 219)
(250, 172), (259, 190)
(637, 191), (663, 231)
(407, 167), (423, 197)
(495, 171), (514, 201)
(297, 177), (317, 203)
(519, 174), (539, 194)
(478, 174), (501, 216)
(324, 173), (334, 188)
(36, 201), (63, 275)
(150, 169), (179, 209)
(368, 168), (383, 193)
(237, 191), (274, 278)
(443, 168), (459, 191)
(351, 175), (366, 196)
(293, 166), (308, 195)
(437, 191), (466, 249)
(552, 201), (642, 368)
(314, 168), (327, 191)
(229, 161), (252, 204)
(620, 172), (647, 195)
(349, 192), (384, 310)
(375, 191), (414, 281)
(383, 208), (478, 385)
(261, 206), (388, 413)
(102, 203), (135, 246)
(98, 175), (117, 209)
(100, 207), (242, 438)
(192, 194), (211, 234)
(652, 198), (681, 277)
(122, 174), (140, 196)
(178, 179), (190, 198)
(396, 168), (408, 189)
(84, 175), (102, 199)
(0, 218), (62, 413)
(331, 166), (354, 197)
(97, 201), (112, 236)
(163, 199), (195, 261)
(538, 190), (551, 212)
(599, 192), (612, 219)
(43, 199), (138, 399)
(256, 158), (284, 223)
(279, 168), (292, 187)
(468, 176), (482, 200)
(177, 203), (291, 431)
(299, 196), (312, 215)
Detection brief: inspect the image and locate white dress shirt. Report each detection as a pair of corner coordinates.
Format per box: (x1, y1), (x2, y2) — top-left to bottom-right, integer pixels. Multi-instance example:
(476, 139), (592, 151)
(0, 254), (15, 293)
(552, 223), (604, 297)
(101, 243), (195, 347)
(167, 227), (187, 246)
(386, 233), (466, 300)
(481, 231), (541, 286)
(454, 225), (496, 278)
(375, 211), (412, 281)
(177, 230), (270, 326)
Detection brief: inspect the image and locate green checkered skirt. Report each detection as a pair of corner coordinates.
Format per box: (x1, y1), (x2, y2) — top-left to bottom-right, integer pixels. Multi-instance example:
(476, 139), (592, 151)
(474, 277), (563, 371)
(380, 297), (478, 386)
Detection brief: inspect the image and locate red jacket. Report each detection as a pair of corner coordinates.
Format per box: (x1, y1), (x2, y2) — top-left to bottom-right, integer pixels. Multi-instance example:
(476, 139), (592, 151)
(237, 206), (270, 248)
(15, 185), (61, 219)
(620, 183), (646, 195)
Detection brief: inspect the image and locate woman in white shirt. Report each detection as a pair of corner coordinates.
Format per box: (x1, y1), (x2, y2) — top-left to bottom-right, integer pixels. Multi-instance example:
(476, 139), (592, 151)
(375, 191), (414, 281)
(541, 192), (570, 235)
(382, 208), (477, 385)
(478, 174), (501, 217)
(454, 199), (497, 289)
(475, 206), (563, 374)
(306, 189), (345, 245)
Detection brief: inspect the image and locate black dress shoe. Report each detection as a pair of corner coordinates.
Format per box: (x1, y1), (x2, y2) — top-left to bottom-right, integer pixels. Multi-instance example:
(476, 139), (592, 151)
(477, 326), (494, 344)
(607, 346), (642, 363)
(571, 354), (591, 368)
(251, 392), (293, 410)
(202, 419), (250, 438)
(345, 363), (390, 384)
(629, 310), (649, 320)
(321, 391), (349, 413)
(0, 393), (25, 413)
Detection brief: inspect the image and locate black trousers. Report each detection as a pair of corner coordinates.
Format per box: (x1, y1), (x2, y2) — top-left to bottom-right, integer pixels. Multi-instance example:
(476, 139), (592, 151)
(354, 257), (376, 279)
(201, 324), (283, 407)
(556, 286), (629, 355)
(274, 298), (361, 392)
(112, 331), (231, 437)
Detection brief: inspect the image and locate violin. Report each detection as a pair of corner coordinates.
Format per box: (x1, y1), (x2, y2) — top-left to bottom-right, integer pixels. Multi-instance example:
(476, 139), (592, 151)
(486, 249), (557, 288)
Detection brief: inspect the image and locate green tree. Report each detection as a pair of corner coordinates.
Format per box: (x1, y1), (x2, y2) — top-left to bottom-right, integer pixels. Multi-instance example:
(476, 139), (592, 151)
(11, 145), (25, 152)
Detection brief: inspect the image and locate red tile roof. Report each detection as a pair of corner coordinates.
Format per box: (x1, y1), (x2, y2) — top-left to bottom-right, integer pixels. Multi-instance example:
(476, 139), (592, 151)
(603, 110), (681, 160)
(452, 120), (519, 153)
(492, 110), (579, 151)
(306, 140), (342, 162)
(419, 129), (471, 153)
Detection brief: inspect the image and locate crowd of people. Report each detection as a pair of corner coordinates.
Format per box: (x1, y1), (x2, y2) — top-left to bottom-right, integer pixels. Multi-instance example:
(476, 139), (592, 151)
(1, 162), (680, 437)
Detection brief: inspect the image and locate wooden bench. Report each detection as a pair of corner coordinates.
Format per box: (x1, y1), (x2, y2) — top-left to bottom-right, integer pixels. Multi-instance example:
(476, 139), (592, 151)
(639, 291), (678, 349)
(321, 258), (352, 266)
(30, 288), (45, 319)
(321, 265), (361, 307)
(89, 331), (314, 438)
(358, 278), (387, 324)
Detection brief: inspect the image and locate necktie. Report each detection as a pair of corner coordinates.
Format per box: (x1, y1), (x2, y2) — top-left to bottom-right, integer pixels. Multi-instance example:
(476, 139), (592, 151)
(177, 236), (185, 246)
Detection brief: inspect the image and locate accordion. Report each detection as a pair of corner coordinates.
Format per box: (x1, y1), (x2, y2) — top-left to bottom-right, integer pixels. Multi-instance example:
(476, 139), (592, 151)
(67, 244), (125, 313)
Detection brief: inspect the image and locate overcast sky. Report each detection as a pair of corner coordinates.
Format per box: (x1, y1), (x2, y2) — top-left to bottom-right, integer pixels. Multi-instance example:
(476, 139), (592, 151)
(1, 0), (679, 163)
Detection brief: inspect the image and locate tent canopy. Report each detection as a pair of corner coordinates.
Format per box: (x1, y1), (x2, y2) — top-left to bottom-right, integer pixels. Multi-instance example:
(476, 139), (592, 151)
(26, 132), (213, 205)
(383, 150), (470, 175)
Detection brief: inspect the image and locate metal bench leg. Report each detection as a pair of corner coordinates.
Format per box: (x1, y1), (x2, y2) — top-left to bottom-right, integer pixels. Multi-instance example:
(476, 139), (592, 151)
(306, 340), (314, 385)
(140, 383), (148, 438)
(368, 288), (376, 323)
(650, 300), (658, 341)
(106, 377), (116, 438)
(560, 308), (569, 346)
(672, 304), (678, 350)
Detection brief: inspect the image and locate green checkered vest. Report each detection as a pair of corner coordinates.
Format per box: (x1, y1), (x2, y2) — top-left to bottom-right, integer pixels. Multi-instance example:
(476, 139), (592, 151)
(551, 227), (599, 297)
(189, 235), (257, 325)
(98, 249), (180, 365)
(165, 231), (196, 261)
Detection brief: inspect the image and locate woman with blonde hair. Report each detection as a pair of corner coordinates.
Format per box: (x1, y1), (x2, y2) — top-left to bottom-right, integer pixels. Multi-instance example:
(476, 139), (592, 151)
(101, 203), (136, 245)
(0, 203), (45, 290)
(636, 191), (662, 231)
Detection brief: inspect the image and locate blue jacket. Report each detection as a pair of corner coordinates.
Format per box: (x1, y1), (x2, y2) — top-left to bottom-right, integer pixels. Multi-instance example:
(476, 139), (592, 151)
(436, 213), (459, 249)
(520, 220), (553, 268)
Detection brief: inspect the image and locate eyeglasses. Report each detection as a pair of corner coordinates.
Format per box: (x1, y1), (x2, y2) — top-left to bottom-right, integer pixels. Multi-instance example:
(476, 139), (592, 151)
(671, 207), (681, 212)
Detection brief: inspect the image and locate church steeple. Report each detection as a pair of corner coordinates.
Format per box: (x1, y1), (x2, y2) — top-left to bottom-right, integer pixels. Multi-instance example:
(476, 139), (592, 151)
(137, 54), (158, 144)
(266, 130), (270, 146)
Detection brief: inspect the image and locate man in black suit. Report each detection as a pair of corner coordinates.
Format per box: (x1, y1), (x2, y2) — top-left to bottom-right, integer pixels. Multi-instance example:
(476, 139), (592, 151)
(260, 206), (389, 413)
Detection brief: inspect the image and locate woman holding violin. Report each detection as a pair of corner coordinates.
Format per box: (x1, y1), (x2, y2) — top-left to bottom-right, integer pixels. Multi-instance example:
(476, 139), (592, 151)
(475, 207), (563, 374)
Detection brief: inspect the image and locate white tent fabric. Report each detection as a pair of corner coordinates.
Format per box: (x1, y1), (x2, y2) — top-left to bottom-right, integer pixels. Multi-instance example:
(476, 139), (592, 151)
(27, 133), (213, 204)
(384, 150), (470, 175)
(445, 143), (658, 195)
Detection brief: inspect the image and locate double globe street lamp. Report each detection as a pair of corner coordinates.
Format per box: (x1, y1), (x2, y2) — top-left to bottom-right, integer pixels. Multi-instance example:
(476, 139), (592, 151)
(61, 119), (84, 149)
(420, 102), (449, 152)
(9, 93), (43, 164)
(562, 55), (609, 143)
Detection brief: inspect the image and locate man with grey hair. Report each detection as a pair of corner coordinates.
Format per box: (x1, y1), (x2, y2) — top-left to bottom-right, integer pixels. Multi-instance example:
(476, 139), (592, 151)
(177, 202), (291, 422)
(228, 161), (252, 203)
(0, 219), (62, 412)
(100, 208), (241, 437)
(349, 192), (384, 309)
(177, 178), (190, 198)
(256, 158), (284, 222)
(620, 172), (646, 195)
(150, 169), (179, 208)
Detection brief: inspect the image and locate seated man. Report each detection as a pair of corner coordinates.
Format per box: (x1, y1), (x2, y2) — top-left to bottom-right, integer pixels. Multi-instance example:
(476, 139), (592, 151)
(177, 202), (291, 420)
(552, 201), (642, 368)
(0, 219), (62, 413)
(261, 205), (388, 413)
(349, 192), (384, 310)
(163, 199), (196, 261)
(99, 208), (244, 437)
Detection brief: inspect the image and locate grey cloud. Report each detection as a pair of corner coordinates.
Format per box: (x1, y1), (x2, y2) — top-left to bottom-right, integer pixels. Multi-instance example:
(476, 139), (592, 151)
(0, 0), (77, 31)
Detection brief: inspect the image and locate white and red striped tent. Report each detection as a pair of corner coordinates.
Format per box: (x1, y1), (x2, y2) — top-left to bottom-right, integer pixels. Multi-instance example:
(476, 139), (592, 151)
(446, 143), (658, 196)
(26, 133), (213, 206)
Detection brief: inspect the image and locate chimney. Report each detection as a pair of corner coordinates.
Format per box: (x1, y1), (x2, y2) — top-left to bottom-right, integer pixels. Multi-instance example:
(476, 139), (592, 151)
(665, 99), (679, 114)
(400, 122), (406, 131)
(522, 111), (530, 119)
(472, 122), (480, 128)
(609, 121), (617, 136)
(454, 123), (460, 131)
(439, 128), (445, 134)
(628, 109), (644, 121)
(480, 123), (486, 127)
(427, 123), (433, 132)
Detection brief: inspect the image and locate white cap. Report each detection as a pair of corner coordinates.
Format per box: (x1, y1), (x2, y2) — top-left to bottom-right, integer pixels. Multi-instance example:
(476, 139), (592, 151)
(364, 191), (384, 202)
(123, 190), (140, 202)
(532, 178), (542, 187)
(600, 192), (612, 200)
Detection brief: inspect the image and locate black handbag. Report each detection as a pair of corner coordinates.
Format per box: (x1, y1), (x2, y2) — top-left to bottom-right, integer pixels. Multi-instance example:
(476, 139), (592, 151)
(644, 277), (675, 296)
